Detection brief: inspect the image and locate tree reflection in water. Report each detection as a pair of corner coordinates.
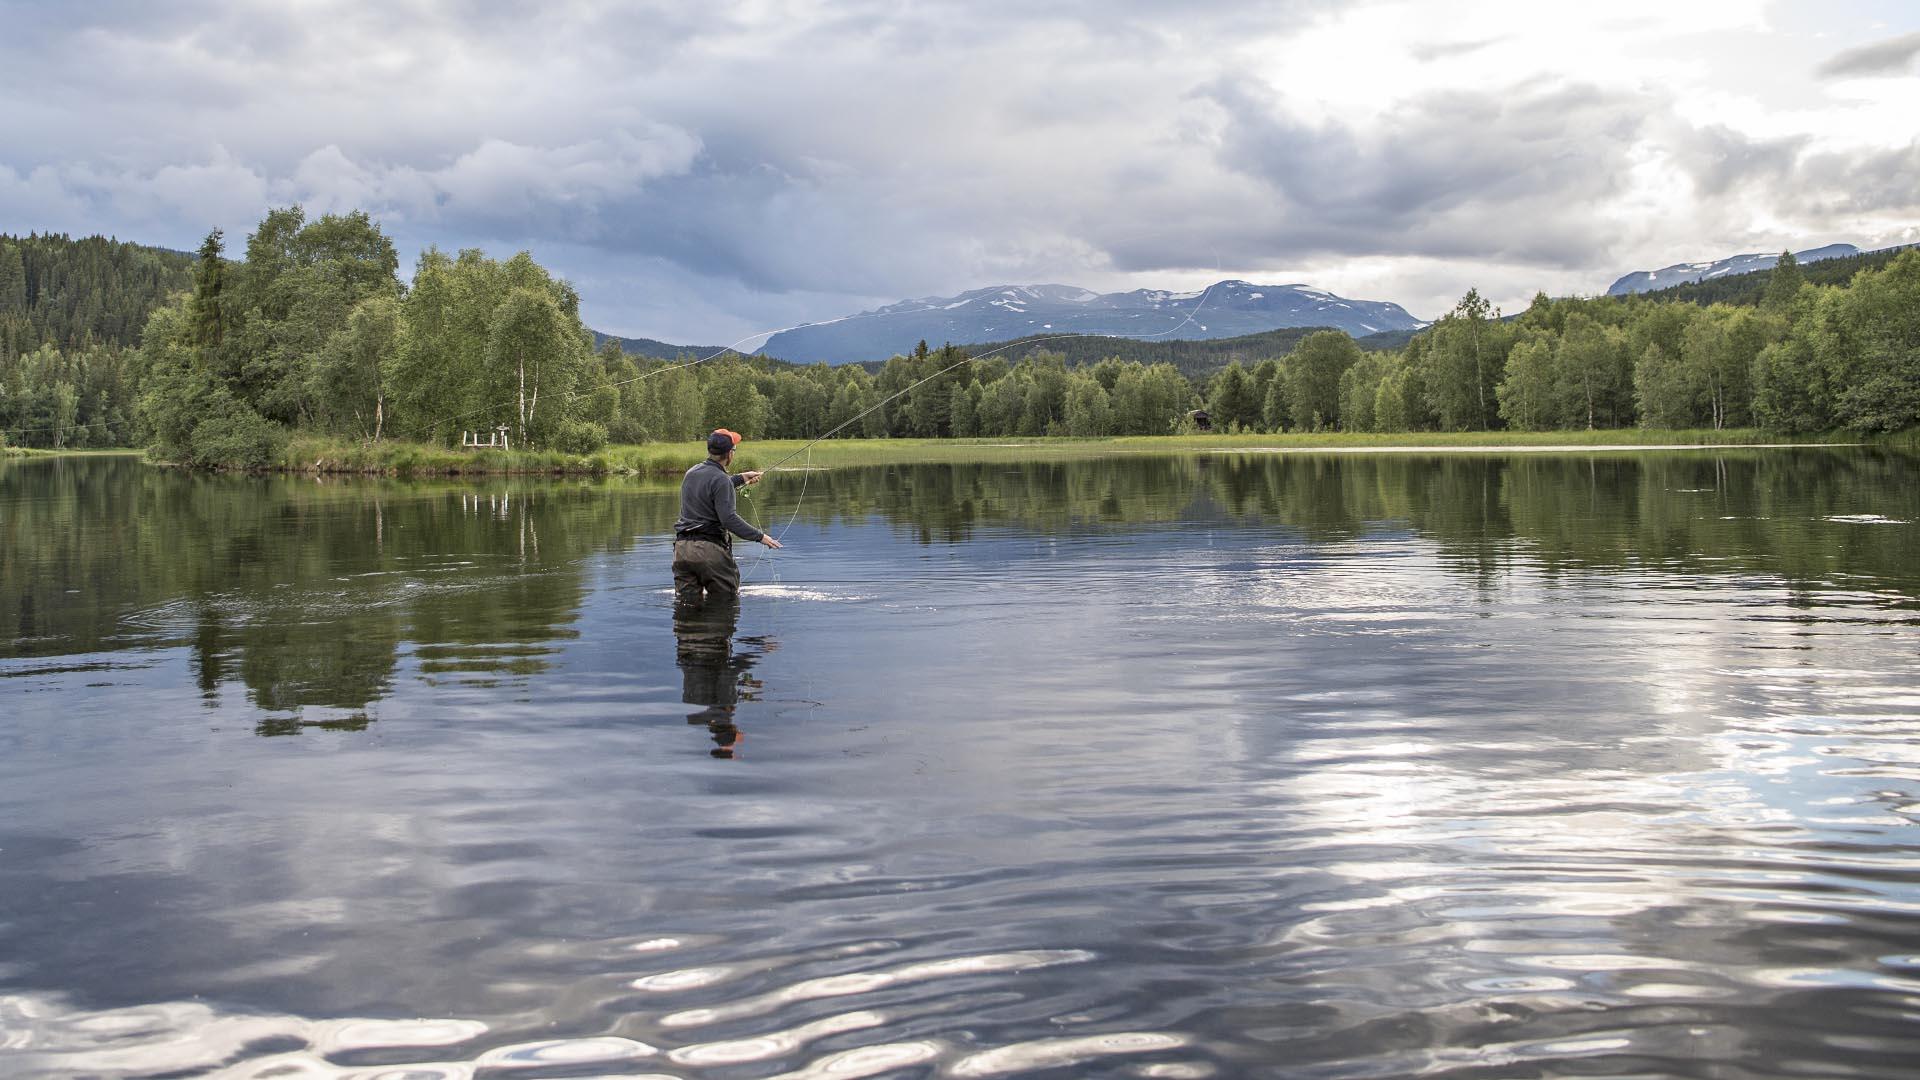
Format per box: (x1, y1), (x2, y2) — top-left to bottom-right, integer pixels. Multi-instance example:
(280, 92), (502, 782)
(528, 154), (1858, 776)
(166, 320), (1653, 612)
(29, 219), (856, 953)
(3, 448), (1915, 738)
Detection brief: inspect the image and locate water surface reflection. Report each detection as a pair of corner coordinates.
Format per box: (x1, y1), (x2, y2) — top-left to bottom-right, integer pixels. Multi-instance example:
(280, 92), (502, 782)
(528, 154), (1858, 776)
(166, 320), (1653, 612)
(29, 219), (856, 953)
(2, 449), (1918, 1078)
(676, 597), (780, 758)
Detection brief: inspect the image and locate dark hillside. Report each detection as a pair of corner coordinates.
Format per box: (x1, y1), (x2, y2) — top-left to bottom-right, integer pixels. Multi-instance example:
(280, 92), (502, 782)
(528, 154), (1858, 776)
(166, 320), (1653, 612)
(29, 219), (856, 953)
(1631, 244), (1916, 308)
(927, 325), (1406, 379)
(0, 233), (195, 360)
(589, 330), (744, 362)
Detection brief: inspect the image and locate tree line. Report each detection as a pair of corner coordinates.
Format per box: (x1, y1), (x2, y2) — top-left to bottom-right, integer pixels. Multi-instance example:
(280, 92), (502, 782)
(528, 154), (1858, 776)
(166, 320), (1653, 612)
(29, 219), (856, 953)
(0, 233), (193, 448)
(1194, 249), (1920, 436)
(948, 325), (1355, 379)
(4, 208), (1916, 462)
(6, 207), (1217, 461)
(1629, 244), (1913, 308)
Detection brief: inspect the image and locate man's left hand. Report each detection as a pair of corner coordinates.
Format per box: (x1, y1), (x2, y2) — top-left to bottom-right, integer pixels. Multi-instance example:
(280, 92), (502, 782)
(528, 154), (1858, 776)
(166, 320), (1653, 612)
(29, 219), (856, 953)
(740, 470), (764, 485)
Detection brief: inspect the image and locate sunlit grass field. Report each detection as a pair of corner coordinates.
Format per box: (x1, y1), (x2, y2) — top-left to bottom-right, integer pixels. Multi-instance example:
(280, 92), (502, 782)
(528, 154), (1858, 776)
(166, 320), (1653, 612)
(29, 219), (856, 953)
(259, 428), (1862, 477)
(2, 446), (144, 459)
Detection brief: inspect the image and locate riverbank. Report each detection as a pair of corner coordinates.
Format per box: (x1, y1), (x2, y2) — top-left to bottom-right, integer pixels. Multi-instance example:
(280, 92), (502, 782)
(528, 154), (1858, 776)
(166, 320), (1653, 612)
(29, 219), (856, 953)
(8, 432), (1883, 474)
(253, 429), (1871, 477)
(1, 446), (144, 460)
(742, 429), (1846, 471)
(278, 436), (675, 476)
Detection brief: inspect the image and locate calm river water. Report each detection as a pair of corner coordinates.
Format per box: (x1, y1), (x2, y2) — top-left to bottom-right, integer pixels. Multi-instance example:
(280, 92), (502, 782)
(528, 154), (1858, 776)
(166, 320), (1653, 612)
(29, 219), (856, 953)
(3, 449), (1919, 1079)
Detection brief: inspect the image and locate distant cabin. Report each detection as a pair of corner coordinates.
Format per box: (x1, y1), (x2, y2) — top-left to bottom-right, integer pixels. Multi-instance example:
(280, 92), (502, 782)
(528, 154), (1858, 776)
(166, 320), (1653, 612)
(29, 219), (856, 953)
(1189, 410), (1212, 432)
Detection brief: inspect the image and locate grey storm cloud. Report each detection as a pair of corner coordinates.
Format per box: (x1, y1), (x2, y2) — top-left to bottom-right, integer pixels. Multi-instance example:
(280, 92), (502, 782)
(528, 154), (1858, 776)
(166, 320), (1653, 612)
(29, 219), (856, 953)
(1662, 122), (1920, 221)
(1816, 31), (1920, 78)
(1799, 140), (1920, 216)
(1194, 77), (1652, 268)
(0, 0), (1913, 339)
(1668, 124), (1811, 198)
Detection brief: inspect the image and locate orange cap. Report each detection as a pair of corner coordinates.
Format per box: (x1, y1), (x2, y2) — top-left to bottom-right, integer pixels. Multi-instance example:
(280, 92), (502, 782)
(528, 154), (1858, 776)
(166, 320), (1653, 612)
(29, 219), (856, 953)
(708, 428), (743, 454)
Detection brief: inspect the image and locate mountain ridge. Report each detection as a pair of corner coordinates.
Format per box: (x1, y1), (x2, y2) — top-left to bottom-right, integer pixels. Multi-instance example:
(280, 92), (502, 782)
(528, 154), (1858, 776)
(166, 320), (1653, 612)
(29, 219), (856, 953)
(757, 279), (1426, 364)
(1606, 244), (1860, 295)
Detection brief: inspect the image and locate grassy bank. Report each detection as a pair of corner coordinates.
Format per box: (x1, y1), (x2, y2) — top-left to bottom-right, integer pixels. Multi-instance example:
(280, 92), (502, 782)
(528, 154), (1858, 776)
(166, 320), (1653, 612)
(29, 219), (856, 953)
(2, 446), (145, 460)
(280, 435), (674, 476)
(739, 428), (1821, 471)
(263, 428), (1859, 477)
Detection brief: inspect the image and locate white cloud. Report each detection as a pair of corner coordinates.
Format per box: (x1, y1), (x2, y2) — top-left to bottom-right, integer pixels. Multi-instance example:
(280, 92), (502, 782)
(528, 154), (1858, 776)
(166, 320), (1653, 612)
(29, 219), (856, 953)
(281, 127), (705, 235)
(0, 163), (95, 234)
(0, 0), (1914, 339)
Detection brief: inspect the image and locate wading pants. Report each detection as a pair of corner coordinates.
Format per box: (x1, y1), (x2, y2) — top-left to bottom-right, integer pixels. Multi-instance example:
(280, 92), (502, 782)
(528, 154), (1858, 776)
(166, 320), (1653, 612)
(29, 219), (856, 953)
(672, 538), (740, 604)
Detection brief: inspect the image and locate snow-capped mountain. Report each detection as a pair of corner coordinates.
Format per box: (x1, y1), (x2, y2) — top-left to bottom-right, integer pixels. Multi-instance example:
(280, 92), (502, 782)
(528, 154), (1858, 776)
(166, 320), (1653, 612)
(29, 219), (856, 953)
(759, 280), (1426, 364)
(1606, 244), (1858, 296)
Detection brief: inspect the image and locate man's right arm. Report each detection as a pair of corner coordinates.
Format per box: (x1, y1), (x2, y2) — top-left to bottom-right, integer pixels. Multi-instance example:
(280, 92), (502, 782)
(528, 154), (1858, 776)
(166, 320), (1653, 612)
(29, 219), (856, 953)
(715, 472), (769, 545)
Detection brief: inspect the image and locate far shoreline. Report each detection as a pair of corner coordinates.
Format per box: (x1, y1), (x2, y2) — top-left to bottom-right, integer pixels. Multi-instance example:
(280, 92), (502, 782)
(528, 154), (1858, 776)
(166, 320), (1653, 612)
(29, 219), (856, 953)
(7, 429), (1903, 476)
(1209, 441), (1863, 455)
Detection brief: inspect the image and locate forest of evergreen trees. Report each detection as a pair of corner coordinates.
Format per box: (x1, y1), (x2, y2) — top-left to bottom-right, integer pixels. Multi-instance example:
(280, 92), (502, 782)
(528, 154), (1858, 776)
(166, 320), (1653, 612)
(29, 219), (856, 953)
(0, 233), (193, 448)
(1629, 244), (1914, 307)
(2, 208), (1915, 465)
(950, 325), (1352, 378)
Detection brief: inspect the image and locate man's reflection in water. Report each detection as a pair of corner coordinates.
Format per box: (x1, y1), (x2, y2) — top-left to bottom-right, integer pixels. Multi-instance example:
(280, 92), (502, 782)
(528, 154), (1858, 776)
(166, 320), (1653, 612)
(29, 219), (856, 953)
(673, 597), (775, 758)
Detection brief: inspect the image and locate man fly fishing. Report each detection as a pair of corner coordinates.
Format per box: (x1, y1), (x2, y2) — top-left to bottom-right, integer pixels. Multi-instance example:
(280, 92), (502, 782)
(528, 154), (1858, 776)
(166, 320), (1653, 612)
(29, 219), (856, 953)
(673, 428), (781, 604)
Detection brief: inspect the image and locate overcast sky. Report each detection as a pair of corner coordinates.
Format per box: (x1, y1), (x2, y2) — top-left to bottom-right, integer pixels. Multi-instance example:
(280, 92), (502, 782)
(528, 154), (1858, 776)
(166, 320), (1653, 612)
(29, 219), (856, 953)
(3, 1), (1916, 343)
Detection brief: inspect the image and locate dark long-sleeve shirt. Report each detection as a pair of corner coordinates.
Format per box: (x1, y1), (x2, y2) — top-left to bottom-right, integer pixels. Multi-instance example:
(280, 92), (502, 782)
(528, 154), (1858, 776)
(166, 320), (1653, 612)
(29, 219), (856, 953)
(674, 459), (763, 547)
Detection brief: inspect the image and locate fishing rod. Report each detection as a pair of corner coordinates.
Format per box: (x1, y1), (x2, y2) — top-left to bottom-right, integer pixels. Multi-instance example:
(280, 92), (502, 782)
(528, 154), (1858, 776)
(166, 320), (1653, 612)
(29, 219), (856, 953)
(0, 288), (998, 444)
(754, 280), (1221, 477)
(410, 287), (1081, 442)
(734, 279), (1222, 574)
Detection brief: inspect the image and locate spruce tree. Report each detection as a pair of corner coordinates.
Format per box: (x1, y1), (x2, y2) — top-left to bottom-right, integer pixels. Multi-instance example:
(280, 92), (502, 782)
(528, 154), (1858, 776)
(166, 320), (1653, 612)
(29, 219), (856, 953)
(1762, 250), (1805, 312)
(188, 229), (226, 347)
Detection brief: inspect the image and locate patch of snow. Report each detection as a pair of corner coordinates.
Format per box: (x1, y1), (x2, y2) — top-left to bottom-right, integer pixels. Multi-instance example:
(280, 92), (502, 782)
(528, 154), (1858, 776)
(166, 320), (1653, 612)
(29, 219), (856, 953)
(1361, 323), (1379, 332)
(1247, 292), (1263, 299)
(944, 298), (974, 309)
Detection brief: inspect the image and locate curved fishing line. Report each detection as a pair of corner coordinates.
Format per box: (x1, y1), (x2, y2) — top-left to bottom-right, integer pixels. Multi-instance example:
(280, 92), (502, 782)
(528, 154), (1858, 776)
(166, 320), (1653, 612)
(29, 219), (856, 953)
(408, 289), (1050, 442)
(0, 291), (995, 443)
(756, 277), (1221, 475)
(730, 277), (1220, 590)
(740, 442), (812, 584)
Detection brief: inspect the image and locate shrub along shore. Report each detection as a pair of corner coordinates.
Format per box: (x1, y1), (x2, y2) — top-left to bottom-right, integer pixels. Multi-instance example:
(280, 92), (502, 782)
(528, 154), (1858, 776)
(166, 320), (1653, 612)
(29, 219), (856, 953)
(256, 428), (1868, 478)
